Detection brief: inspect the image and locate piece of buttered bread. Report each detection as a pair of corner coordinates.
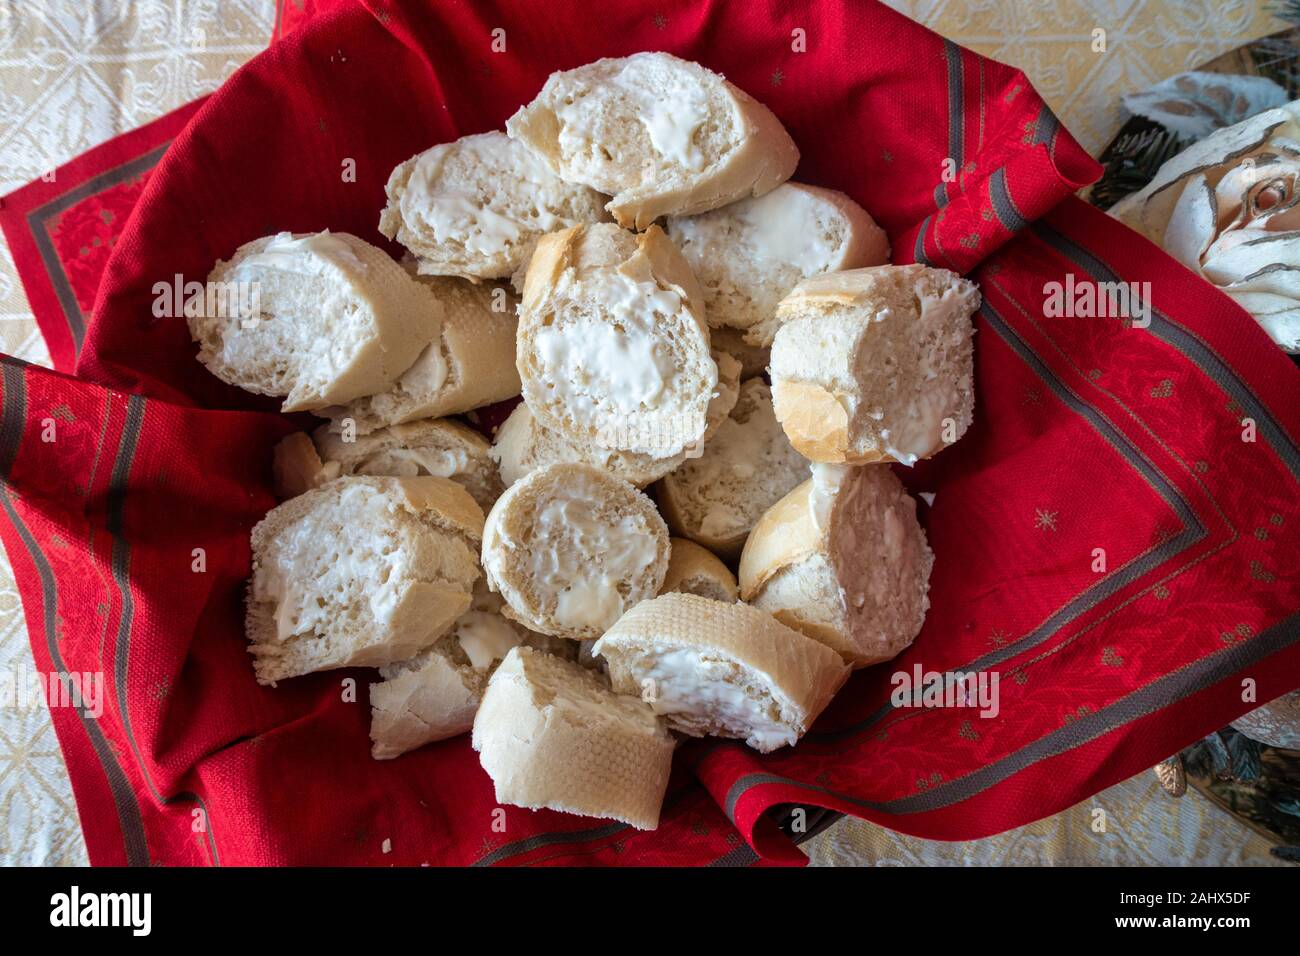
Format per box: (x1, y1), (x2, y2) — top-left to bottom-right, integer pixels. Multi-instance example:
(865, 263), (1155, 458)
(369, 584), (573, 759)
(323, 276), (520, 435)
(472, 646), (675, 830)
(770, 265), (980, 465)
(482, 463), (670, 640)
(491, 351), (742, 489)
(486, 463), (670, 642)
(666, 182), (889, 346)
(313, 418), (503, 511)
(272, 419), (503, 509)
(190, 231), (436, 411)
(247, 476), (484, 684)
(593, 593), (848, 752)
(660, 538), (738, 603)
(657, 378), (808, 558)
(379, 131), (609, 281)
(517, 223), (717, 459)
(508, 52), (799, 229)
(740, 464), (933, 668)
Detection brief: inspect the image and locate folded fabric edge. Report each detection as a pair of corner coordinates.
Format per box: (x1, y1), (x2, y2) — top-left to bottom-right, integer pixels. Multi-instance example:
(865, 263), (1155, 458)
(0, 99), (207, 377)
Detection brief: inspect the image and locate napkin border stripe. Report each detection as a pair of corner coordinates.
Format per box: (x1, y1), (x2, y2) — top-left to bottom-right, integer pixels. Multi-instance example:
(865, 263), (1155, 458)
(1032, 222), (1300, 476)
(808, 296), (1207, 743)
(935, 39), (964, 210)
(723, 608), (1300, 820)
(24, 143), (172, 358)
(100, 394), (222, 866)
(471, 822), (628, 867)
(0, 360), (151, 866)
(989, 167), (1028, 232)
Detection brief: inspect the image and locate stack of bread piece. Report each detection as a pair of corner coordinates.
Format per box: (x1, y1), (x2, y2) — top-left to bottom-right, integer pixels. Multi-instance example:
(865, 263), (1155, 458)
(200, 51), (983, 834)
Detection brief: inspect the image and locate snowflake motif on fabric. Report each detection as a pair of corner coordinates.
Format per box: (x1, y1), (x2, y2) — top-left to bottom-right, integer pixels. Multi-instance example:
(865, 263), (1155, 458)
(1034, 508), (1058, 531)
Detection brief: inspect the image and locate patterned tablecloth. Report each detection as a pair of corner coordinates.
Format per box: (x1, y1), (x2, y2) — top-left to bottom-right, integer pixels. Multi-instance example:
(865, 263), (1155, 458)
(0, 0), (1288, 866)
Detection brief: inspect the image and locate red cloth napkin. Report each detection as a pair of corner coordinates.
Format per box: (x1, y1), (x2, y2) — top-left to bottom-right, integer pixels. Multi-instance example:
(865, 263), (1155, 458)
(0, 0), (1297, 866)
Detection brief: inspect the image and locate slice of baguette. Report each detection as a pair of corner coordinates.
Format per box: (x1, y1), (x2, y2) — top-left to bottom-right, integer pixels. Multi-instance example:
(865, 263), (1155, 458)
(472, 646), (675, 830)
(665, 182), (889, 346)
(481, 462), (670, 640)
(517, 223), (716, 458)
(661, 538), (738, 603)
(657, 378), (807, 558)
(189, 231), (437, 411)
(508, 52), (799, 229)
(491, 350), (741, 489)
(770, 265), (980, 464)
(739, 464), (933, 668)
(247, 476), (484, 684)
(323, 276), (520, 435)
(592, 593), (848, 752)
(313, 418), (503, 511)
(379, 131), (609, 280)
(369, 584), (573, 759)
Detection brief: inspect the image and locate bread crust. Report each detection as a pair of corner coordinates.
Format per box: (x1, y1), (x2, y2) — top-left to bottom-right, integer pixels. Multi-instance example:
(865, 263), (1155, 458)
(370, 648), (481, 759)
(739, 468), (933, 668)
(472, 646), (674, 829)
(593, 593), (848, 750)
(327, 277), (520, 434)
(507, 53), (799, 230)
(771, 379), (863, 464)
(738, 477), (822, 597)
(271, 432), (339, 499)
(247, 476), (484, 684)
(191, 231), (438, 412)
(770, 266), (978, 464)
(660, 538), (738, 602)
(313, 417), (503, 510)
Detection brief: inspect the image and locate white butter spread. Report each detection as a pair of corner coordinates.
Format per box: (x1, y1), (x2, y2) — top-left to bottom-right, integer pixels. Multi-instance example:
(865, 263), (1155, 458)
(552, 61), (712, 173)
(528, 476), (659, 631)
(234, 230), (365, 277)
(350, 446), (469, 480)
(388, 340), (449, 401)
(400, 135), (569, 258)
(420, 194), (525, 256)
(453, 611), (523, 670)
(633, 646), (794, 751)
(633, 73), (710, 171)
(738, 186), (838, 272)
(255, 484), (403, 641)
(533, 270), (682, 420)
